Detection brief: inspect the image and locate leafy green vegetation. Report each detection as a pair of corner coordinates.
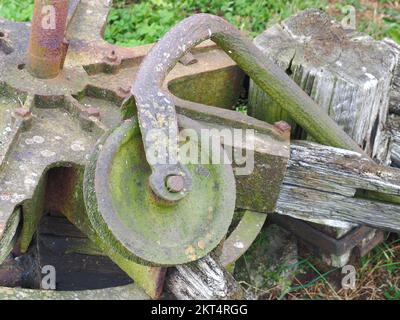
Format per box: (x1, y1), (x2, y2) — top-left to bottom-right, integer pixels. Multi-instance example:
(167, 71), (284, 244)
(328, 0), (399, 43)
(0, 0), (34, 22)
(106, 0), (329, 46)
(237, 231), (400, 300)
(1, 0), (398, 46)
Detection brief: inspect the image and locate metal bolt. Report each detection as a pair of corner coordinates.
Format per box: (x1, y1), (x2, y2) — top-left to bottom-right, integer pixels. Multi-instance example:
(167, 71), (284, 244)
(106, 50), (118, 63)
(179, 52), (198, 66)
(166, 175), (185, 193)
(274, 121), (291, 133)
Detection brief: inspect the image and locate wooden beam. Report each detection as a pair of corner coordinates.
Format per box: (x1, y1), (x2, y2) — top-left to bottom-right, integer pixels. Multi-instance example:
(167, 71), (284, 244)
(276, 141), (400, 232)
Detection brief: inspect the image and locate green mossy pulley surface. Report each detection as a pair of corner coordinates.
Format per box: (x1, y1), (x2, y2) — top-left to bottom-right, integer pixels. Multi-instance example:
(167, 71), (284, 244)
(83, 119), (236, 266)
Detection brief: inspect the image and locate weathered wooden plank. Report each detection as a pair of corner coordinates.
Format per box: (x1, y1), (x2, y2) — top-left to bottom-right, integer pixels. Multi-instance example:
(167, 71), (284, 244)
(276, 141), (400, 232)
(389, 115), (400, 167)
(384, 39), (400, 115)
(287, 141), (400, 196)
(391, 133), (400, 167)
(385, 38), (400, 168)
(277, 185), (400, 232)
(166, 255), (245, 300)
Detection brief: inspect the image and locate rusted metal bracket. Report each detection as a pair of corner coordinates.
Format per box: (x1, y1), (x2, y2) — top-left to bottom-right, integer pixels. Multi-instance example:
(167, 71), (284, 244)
(130, 15), (291, 203)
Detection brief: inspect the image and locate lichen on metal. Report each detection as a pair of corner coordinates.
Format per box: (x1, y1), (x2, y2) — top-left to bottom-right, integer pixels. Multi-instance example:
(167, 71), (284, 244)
(1, 1), (371, 300)
(84, 119), (236, 266)
(1, 0), (284, 299)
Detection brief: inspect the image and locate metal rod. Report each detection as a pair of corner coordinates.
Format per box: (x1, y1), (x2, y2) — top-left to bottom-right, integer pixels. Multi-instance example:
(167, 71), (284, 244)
(27, 0), (69, 79)
(133, 14), (365, 155)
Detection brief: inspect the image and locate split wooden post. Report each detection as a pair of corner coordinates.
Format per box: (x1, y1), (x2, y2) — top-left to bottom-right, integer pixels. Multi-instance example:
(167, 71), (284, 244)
(389, 115), (400, 167)
(249, 9), (400, 266)
(385, 39), (400, 167)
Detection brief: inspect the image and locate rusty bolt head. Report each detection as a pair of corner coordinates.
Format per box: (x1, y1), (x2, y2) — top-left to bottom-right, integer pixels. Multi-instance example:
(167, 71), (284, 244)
(119, 85), (132, 96)
(166, 175), (185, 193)
(179, 52), (198, 66)
(105, 50), (118, 63)
(83, 107), (101, 118)
(14, 108), (31, 118)
(274, 121), (291, 133)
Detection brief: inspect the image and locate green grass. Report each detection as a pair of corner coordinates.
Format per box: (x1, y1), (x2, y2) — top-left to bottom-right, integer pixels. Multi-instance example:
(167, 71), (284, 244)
(1, 0), (398, 46)
(0, 0), (34, 22)
(329, 0), (399, 43)
(235, 224), (400, 300)
(286, 237), (400, 300)
(105, 0), (329, 46)
(359, 237), (400, 300)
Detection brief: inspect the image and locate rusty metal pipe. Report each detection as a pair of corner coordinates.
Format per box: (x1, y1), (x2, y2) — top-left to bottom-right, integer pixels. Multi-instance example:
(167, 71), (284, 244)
(27, 0), (69, 79)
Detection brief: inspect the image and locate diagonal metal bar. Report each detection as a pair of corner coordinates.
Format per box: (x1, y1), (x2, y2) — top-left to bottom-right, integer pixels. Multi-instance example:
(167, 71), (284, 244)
(66, 0), (113, 42)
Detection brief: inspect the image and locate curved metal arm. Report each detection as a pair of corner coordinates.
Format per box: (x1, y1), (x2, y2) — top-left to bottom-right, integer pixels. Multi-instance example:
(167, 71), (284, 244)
(132, 13), (363, 202)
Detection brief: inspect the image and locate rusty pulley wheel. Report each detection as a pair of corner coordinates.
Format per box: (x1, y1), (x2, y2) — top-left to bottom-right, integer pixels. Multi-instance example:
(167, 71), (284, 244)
(84, 118), (236, 266)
